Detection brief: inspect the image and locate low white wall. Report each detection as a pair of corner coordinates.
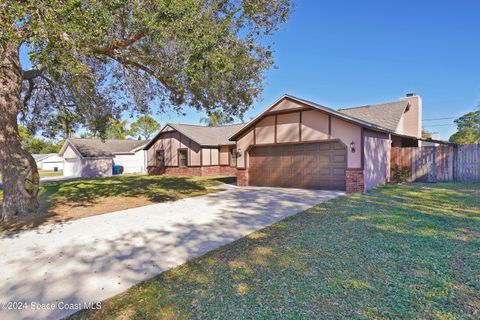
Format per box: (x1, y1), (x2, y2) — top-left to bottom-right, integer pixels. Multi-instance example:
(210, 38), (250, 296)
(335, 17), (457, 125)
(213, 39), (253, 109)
(113, 150), (147, 174)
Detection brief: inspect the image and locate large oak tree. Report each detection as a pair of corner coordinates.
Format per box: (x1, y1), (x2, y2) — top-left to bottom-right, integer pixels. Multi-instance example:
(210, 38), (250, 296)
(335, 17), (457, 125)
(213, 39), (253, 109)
(0, 0), (291, 221)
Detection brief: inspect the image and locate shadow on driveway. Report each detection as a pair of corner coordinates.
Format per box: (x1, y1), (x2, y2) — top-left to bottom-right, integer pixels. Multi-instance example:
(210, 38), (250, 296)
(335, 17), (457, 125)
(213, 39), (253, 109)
(0, 186), (342, 320)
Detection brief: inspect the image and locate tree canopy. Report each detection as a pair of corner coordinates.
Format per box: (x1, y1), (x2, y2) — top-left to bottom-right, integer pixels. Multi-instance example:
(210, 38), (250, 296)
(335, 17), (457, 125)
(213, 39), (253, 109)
(0, 0), (291, 218)
(449, 109), (480, 144)
(2, 0), (292, 138)
(129, 116), (161, 139)
(18, 126), (62, 154)
(200, 110), (234, 127)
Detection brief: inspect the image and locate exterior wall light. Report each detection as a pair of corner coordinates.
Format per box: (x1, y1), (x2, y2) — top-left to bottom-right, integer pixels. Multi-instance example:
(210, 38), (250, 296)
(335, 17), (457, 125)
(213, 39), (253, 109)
(350, 141), (356, 153)
(237, 148), (242, 157)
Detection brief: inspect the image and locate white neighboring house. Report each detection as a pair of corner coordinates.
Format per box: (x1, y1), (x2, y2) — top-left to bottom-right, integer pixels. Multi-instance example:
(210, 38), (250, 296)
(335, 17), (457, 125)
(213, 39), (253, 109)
(58, 138), (148, 178)
(32, 153), (64, 171)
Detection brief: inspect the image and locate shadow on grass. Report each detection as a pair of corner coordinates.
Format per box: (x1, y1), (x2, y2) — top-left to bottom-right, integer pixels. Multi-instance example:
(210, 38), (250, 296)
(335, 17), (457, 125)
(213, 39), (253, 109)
(0, 175), (236, 235)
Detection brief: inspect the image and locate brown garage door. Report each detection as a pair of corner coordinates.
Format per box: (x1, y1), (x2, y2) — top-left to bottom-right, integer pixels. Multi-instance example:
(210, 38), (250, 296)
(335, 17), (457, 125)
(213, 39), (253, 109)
(248, 141), (347, 190)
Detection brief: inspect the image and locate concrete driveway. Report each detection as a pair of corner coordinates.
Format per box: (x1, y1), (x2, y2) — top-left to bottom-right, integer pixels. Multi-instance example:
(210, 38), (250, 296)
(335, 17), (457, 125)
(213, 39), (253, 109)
(0, 185), (343, 320)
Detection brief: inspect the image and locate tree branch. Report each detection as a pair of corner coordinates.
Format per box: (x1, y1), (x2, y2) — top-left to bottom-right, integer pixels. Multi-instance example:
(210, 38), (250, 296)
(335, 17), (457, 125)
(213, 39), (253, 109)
(22, 65), (44, 80)
(23, 79), (35, 107)
(94, 28), (149, 55)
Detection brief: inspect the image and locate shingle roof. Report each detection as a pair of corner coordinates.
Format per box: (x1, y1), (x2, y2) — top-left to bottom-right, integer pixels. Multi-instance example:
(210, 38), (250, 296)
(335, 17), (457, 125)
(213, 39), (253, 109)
(168, 123), (245, 146)
(67, 138), (148, 158)
(338, 101), (408, 132)
(32, 153), (57, 162)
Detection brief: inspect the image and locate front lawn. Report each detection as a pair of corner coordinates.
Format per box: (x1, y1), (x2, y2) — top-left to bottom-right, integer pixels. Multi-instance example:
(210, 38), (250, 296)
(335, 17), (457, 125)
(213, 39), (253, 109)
(72, 183), (479, 319)
(0, 169), (63, 180)
(0, 175), (234, 234)
(38, 169), (64, 178)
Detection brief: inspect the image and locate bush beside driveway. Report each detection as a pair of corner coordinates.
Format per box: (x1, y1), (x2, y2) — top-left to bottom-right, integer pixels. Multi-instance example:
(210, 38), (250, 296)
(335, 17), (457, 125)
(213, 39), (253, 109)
(73, 183), (480, 320)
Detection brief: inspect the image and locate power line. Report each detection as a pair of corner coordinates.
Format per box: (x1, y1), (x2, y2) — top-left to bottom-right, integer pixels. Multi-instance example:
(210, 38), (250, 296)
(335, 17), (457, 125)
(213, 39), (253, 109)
(423, 124), (455, 127)
(423, 117), (455, 121)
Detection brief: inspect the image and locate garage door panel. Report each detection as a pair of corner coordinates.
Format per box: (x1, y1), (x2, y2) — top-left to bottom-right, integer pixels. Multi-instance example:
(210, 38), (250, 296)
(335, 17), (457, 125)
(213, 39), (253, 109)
(317, 154), (331, 163)
(248, 142), (346, 190)
(304, 156), (317, 167)
(333, 142), (345, 150)
(304, 143), (318, 151)
(318, 143), (332, 151)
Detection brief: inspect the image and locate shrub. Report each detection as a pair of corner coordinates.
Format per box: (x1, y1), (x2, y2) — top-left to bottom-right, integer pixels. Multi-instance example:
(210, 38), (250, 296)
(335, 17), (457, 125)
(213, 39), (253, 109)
(391, 165), (411, 184)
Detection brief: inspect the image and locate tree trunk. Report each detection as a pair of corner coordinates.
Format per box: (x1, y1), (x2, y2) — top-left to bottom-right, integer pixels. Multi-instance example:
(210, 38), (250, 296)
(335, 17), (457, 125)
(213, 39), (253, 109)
(0, 43), (40, 222)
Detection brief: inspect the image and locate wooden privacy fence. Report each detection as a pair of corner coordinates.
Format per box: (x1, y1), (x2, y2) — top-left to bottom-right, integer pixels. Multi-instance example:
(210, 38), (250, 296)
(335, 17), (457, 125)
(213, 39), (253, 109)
(390, 144), (480, 183)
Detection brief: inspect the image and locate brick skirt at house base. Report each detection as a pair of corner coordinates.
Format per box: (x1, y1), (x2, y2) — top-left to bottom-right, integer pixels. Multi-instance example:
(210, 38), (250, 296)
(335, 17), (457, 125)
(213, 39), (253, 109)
(147, 166), (237, 177)
(236, 170), (248, 187)
(346, 169), (365, 193)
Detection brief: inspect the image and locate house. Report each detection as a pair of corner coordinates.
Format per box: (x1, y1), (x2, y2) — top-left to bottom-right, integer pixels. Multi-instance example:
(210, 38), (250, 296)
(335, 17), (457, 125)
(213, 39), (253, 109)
(32, 153), (64, 171)
(58, 138), (148, 178)
(145, 93), (423, 193)
(229, 93), (422, 193)
(143, 123), (243, 176)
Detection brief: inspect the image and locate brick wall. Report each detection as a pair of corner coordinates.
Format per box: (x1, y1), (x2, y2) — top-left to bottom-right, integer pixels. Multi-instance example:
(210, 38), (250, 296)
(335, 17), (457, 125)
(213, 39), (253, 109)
(236, 169), (248, 186)
(346, 169), (365, 193)
(147, 165), (236, 177)
(219, 166), (238, 176)
(147, 166), (165, 175)
(164, 166), (203, 176)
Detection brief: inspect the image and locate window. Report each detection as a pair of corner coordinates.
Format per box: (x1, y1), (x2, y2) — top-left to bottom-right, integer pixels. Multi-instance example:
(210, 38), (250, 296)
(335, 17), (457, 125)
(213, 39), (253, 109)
(179, 149), (188, 167)
(230, 148), (237, 167)
(156, 150), (165, 167)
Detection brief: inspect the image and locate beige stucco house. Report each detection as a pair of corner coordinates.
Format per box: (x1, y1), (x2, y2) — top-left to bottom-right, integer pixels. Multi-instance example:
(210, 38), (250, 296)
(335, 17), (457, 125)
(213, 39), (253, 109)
(229, 94), (422, 192)
(145, 93), (423, 193)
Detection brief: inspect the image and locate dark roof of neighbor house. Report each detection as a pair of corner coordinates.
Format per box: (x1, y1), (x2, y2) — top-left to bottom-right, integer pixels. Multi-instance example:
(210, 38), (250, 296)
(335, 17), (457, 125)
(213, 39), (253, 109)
(338, 100), (409, 132)
(144, 123), (245, 150)
(32, 153), (58, 162)
(64, 138), (148, 158)
(229, 94), (405, 140)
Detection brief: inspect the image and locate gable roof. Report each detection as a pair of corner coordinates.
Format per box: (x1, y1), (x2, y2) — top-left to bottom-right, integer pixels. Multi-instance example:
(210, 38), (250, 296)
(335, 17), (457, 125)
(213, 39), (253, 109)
(32, 153), (58, 162)
(229, 94), (402, 140)
(144, 123), (245, 150)
(60, 138), (148, 158)
(338, 100), (408, 132)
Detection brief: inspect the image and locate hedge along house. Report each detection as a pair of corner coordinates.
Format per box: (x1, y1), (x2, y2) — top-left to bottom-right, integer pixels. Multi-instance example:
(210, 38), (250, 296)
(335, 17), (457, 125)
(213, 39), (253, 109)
(229, 94), (422, 193)
(59, 138), (148, 178)
(144, 123), (244, 176)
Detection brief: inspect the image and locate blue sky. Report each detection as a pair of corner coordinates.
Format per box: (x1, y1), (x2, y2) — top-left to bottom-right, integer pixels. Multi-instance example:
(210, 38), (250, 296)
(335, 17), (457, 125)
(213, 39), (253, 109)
(21, 0), (480, 140)
(161, 0), (480, 140)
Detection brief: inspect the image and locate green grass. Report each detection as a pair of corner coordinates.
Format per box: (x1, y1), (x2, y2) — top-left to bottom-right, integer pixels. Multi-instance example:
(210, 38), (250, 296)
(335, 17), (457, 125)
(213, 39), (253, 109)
(38, 169), (64, 178)
(38, 174), (235, 204)
(71, 183), (480, 320)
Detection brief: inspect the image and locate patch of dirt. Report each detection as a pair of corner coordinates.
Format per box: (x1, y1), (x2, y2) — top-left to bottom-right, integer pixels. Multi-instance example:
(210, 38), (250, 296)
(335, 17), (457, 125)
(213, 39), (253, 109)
(48, 196), (153, 218)
(460, 227), (480, 241)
